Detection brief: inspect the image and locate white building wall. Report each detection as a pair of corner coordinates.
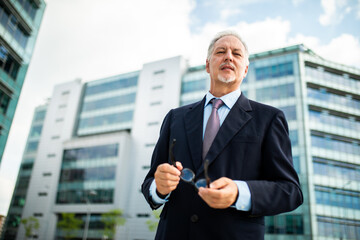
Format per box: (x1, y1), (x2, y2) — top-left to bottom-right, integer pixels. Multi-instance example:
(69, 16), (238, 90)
(126, 56), (186, 239)
(18, 79), (83, 240)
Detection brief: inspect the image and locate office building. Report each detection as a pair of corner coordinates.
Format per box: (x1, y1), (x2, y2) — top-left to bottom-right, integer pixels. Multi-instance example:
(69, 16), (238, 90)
(1, 103), (47, 239)
(4, 45), (360, 239)
(0, 0), (46, 163)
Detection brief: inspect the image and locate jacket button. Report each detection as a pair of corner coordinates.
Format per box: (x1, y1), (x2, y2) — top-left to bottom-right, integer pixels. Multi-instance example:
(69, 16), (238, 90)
(190, 214), (199, 222)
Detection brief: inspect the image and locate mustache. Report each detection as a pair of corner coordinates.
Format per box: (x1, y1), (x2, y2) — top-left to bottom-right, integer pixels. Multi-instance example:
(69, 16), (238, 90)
(219, 62), (235, 70)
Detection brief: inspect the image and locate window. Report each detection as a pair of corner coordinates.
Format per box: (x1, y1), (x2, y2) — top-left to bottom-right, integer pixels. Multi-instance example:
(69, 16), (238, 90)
(255, 62), (294, 80)
(145, 143), (156, 148)
(265, 214), (303, 234)
(82, 92), (136, 112)
(315, 185), (360, 210)
(85, 75), (138, 95)
(317, 216), (360, 239)
(38, 192), (48, 196)
(34, 110), (46, 121)
(154, 70), (165, 75)
(150, 101), (161, 106)
(181, 79), (207, 94)
(256, 83), (295, 102)
(17, 0), (38, 20)
(0, 89), (11, 114)
(152, 85), (163, 90)
(313, 157), (360, 181)
(78, 111), (134, 129)
(0, 4), (30, 49)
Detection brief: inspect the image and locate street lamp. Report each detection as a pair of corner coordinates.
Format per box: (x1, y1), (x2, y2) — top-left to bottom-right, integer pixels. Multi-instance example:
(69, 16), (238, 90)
(82, 190), (97, 240)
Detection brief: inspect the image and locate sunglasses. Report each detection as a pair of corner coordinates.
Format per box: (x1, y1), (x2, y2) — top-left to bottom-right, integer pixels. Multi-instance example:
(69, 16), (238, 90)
(169, 139), (210, 191)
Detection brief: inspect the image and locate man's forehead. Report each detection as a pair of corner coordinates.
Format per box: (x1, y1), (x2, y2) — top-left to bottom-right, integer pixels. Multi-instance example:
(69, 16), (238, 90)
(214, 36), (244, 50)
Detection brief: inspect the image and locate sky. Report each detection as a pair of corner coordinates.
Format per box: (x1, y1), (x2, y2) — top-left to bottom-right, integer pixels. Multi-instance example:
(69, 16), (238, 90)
(0, 0), (359, 215)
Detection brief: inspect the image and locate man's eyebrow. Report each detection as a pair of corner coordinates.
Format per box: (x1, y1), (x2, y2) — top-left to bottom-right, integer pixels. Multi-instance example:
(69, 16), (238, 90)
(214, 46), (226, 51)
(233, 48), (243, 52)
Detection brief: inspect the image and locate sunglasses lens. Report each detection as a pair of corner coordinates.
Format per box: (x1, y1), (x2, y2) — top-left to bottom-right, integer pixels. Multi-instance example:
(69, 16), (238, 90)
(181, 168), (195, 182)
(195, 178), (207, 189)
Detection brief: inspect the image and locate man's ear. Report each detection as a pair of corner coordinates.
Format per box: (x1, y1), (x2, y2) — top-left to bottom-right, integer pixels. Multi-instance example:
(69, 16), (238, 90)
(206, 59), (210, 73)
(243, 64), (249, 78)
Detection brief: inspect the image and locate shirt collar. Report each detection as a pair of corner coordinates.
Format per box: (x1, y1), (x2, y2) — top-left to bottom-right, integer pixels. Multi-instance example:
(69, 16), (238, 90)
(205, 88), (241, 109)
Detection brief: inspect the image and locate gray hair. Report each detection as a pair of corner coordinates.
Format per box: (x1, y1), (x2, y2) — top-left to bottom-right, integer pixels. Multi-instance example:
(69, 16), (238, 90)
(207, 30), (249, 64)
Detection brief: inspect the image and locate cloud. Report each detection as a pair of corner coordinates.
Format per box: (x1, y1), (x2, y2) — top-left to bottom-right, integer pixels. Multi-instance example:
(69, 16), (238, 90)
(319, 0), (349, 26)
(317, 34), (360, 68)
(289, 33), (360, 68)
(0, 0), (195, 215)
(187, 16), (360, 70)
(220, 8), (242, 21)
(292, 0), (304, 6)
(186, 17), (291, 66)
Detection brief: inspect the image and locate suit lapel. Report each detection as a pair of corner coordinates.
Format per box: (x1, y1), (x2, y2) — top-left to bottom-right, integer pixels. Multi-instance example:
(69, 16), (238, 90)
(184, 97), (206, 170)
(196, 94), (253, 176)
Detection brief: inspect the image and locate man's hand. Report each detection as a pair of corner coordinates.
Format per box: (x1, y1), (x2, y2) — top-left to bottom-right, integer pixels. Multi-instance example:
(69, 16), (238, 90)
(198, 177), (238, 209)
(154, 162), (183, 196)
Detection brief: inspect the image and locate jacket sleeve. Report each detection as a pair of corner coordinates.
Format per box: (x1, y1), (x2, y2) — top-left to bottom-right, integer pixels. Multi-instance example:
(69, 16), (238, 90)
(246, 111), (303, 216)
(141, 110), (173, 210)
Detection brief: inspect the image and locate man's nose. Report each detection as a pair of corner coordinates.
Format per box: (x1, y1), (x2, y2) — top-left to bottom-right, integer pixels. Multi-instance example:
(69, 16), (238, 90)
(224, 50), (233, 61)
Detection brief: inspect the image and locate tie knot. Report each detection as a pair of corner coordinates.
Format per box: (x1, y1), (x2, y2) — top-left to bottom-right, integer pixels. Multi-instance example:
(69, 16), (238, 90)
(211, 98), (224, 110)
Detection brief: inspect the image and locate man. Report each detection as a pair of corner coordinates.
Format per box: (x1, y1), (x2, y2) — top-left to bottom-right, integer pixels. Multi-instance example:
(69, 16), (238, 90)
(142, 30), (303, 240)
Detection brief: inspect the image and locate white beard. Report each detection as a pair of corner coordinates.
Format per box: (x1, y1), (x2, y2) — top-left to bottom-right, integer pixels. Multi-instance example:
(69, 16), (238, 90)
(218, 74), (236, 83)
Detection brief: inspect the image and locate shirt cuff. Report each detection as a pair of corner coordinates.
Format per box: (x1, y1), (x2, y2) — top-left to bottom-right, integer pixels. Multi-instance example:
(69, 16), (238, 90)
(149, 179), (170, 204)
(233, 180), (252, 211)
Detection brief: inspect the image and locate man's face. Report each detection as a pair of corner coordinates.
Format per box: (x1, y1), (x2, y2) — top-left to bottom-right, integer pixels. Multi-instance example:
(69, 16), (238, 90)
(206, 35), (249, 86)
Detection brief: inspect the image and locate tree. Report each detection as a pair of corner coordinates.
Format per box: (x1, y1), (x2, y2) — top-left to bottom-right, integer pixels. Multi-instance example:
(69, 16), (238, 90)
(146, 209), (161, 232)
(57, 213), (83, 240)
(21, 216), (39, 240)
(100, 209), (126, 239)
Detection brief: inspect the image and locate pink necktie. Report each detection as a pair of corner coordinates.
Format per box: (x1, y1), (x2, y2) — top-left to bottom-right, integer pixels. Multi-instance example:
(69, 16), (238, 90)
(202, 98), (224, 160)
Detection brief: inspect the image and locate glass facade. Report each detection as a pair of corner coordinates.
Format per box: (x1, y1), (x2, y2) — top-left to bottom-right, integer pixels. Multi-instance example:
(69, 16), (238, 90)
(5, 44), (360, 239)
(307, 87), (360, 110)
(0, 0), (45, 164)
(0, 44), (20, 80)
(76, 72), (139, 136)
(180, 66), (209, 106)
(317, 216), (360, 239)
(55, 213), (106, 240)
(315, 185), (360, 210)
(2, 105), (47, 240)
(255, 61), (294, 80)
(56, 144), (118, 204)
(305, 56), (360, 239)
(0, 2), (30, 48)
(265, 214), (304, 234)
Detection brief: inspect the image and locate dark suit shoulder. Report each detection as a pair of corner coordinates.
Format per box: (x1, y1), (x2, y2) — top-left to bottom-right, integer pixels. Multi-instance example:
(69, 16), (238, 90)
(171, 99), (204, 113)
(248, 99), (283, 117)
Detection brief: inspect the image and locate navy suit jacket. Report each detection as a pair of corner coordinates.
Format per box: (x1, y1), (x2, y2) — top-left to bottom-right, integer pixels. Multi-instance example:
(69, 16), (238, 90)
(142, 94), (303, 240)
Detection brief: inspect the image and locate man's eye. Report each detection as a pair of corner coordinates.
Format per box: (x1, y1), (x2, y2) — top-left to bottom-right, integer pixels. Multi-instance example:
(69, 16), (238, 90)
(217, 51), (225, 54)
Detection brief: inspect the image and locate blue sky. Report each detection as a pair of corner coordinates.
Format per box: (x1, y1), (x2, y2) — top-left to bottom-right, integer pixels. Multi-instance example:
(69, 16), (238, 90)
(0, 0), (359, 215)
(191, 0), (359, 45)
